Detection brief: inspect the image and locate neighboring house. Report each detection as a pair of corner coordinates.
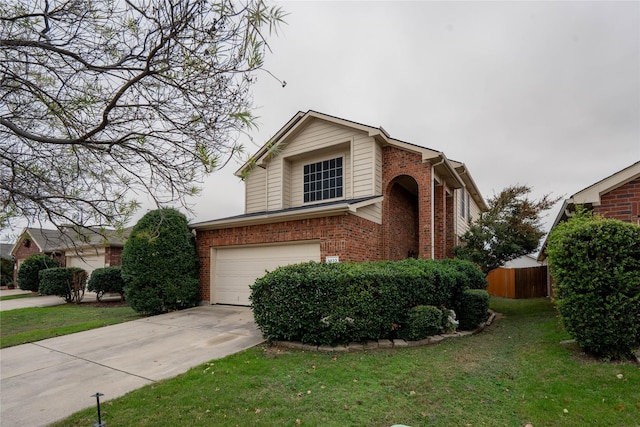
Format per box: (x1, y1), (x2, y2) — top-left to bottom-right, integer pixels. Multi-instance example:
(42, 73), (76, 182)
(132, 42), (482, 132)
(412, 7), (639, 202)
(539, 160), (640, 262)
(192, 110), (488, 305)
(503, 254), (540, 269)
(538, 161), (640, 295)
(10, 227), (128, 286)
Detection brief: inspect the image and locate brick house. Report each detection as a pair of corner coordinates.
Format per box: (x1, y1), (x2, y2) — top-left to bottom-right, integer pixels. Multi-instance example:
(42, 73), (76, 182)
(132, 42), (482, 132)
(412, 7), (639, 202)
(540, 160), (640, 250)
(537, 161), (640, 294)
(191, 111), (488, 305)
(10, 227), (127, 286)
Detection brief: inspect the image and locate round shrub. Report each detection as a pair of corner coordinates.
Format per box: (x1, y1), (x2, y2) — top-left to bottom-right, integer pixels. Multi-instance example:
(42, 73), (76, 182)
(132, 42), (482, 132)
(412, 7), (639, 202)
(547, 213), (640, 359)
(17, 254), (60, 291)
(456, 289), (490, 330)
(121, 208), (200, 315)
(39, 267), (87, 303)
(87, 266), (125, 301)
(440, 258), (487, 289)
(398, 305), (444, 341)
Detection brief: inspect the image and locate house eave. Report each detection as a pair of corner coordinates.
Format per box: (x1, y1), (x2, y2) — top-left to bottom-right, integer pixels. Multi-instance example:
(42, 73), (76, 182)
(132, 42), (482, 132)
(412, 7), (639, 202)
(191, 196), (384, 231)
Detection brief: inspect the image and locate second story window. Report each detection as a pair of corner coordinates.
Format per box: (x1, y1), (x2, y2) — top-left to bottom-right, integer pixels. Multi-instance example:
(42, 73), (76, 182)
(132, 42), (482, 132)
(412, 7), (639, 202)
(304, 157), (343, 203)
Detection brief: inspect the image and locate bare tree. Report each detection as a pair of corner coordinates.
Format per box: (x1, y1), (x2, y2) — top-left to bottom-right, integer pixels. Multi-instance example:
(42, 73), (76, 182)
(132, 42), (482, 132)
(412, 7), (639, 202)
(0, 0), (285, 231)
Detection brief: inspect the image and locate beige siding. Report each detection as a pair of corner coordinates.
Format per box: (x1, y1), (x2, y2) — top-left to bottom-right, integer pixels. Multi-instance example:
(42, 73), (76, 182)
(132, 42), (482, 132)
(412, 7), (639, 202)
(374, 143), (382, 194)
(454, 187), (481, 237)
(279, 119), (356, 157)
(352, 134), (376, 198)
(245, 118), (381, 212)
(266, 160), (283, 211)
(245, 167), (267, 213)
(352, 202), (383, 224)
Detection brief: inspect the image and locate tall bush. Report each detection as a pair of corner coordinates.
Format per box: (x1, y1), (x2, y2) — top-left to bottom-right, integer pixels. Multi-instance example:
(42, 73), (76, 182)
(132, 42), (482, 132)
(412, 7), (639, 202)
(17, 254), (60, 291)
(121, 208), (200, 315)
(547, 212), (640, 359)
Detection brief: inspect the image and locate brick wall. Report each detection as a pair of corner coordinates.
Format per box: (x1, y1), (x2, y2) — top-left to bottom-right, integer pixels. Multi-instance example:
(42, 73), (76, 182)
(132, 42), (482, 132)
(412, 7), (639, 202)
(195, 214), (382, 301)
(105, 246), (123, 267)
(12, 238), (65, 286)
(593, 177), (640, 223)
(382, 146), (433, 259)
(386, 182), (419, 260)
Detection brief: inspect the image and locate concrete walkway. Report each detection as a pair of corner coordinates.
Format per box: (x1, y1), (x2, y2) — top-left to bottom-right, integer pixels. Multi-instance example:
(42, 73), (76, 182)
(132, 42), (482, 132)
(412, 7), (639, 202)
(0, 304), (264, 426)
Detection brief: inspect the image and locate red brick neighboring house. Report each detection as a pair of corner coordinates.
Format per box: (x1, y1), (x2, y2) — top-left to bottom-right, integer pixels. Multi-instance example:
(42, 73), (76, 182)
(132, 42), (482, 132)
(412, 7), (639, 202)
(10, 227), (128, 286)
(538, 161), (640, 294)
(191, 111), (488, 306)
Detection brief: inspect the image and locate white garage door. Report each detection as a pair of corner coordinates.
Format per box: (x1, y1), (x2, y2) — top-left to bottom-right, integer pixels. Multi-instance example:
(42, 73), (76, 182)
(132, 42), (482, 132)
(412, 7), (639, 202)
(212, 242), (321, 305)
(66, 250), (106, 277)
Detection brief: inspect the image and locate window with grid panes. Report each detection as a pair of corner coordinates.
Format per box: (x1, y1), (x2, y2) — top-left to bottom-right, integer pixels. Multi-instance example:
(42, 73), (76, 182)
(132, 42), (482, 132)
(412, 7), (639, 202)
(303, 157), (343, 203)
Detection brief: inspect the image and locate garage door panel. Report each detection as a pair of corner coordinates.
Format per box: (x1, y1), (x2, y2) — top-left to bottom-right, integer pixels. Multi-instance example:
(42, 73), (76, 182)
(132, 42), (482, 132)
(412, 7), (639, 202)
(213, 243), (320, 305)
(66, 251), (106, 277)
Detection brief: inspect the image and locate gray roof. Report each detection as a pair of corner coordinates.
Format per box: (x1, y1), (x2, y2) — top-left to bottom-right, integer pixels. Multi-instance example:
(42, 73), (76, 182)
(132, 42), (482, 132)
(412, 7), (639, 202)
(14, 227), (129, 254)
(0, 243), (14, 260)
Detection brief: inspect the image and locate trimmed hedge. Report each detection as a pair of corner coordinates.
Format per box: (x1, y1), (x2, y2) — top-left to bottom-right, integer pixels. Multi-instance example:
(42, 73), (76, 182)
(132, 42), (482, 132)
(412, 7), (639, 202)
(547, 213), (640, 359)
(17, 254), (60, 291)
(39, 267), (87, 303)
(250, 258), (489, 345)
(87, 266), (125, 301)
(398, 305), (444, 341)
(456, 289), (490, 330)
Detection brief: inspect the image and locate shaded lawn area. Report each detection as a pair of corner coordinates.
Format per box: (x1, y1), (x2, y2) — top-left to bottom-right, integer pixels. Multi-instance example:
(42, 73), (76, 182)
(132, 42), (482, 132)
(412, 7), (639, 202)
(0, 304), (141, 348)
(51, 298), (639, 427)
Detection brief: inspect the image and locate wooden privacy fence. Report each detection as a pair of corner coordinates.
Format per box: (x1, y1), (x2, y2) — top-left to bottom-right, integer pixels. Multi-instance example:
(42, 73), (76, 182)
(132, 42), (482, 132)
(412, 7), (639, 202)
(486, 266), (548, 299)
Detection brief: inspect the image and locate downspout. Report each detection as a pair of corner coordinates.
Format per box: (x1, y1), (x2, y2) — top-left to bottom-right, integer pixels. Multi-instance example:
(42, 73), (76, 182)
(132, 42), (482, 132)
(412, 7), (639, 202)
(430, 157), (445, 259)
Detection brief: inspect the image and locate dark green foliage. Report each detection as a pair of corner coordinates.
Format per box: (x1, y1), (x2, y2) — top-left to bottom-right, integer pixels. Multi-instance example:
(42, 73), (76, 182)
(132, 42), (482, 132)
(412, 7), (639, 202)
(440, 258), (487, 289)
(121, 208), (200, 315)
(39, 267), (87, 302)
(1, 258), (14, 287)
(398, 305), (444, 341)
(547, 212), (640, 359)
(17, 254), (60, 291)
(456, 289), (490, 330)
(87, 267), (126, 300)
(455, 185), (558, 273)
(250, 258), (490, 345)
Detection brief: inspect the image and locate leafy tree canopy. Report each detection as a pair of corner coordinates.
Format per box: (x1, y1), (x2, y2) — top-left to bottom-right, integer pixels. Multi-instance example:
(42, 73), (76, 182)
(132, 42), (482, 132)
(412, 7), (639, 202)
(454, 185), (559, 274)
(0, 0), (285, 231)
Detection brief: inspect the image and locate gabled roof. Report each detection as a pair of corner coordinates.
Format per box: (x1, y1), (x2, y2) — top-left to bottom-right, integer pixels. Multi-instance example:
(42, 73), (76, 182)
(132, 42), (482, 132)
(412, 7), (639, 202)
(191, 196), (384, 230)
(1, 243), (14, 260)
(10, 226), (129, 256)
(538, 161), (640, 261)
(236, 110), (487, 211)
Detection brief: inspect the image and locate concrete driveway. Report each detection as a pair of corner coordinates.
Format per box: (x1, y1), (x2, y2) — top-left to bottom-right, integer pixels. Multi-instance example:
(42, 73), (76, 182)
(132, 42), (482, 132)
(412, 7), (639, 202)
(0, 305), (263, 427)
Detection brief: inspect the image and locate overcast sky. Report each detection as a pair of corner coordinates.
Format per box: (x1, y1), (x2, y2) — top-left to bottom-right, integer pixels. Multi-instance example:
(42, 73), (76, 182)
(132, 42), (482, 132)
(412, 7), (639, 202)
(2, 1), (638, 242)
(191, 0), (639, 233)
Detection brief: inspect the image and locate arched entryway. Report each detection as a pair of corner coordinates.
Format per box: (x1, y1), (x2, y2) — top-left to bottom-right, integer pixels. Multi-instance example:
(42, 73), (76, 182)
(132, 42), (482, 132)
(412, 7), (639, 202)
(384, 175), (419, 260)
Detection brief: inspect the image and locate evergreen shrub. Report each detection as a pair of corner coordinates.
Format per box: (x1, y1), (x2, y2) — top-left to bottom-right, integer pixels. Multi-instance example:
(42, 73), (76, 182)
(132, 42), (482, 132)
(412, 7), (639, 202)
(547, 213), (640, 359)
(121, 208), (200, 315)
(456, 289), (490, 330)
(398, 305), (444, 341)
(87, 266), (126, 300)
(39, 267), (87, 302)
(17, 254), (60, 291)
(251, 258), (490, 345)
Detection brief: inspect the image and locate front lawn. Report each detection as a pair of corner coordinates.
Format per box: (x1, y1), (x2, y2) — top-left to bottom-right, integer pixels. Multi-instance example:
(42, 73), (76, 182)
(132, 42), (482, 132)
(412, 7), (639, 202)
(51, 298), (639, 426)
(0, 304), (141, 348)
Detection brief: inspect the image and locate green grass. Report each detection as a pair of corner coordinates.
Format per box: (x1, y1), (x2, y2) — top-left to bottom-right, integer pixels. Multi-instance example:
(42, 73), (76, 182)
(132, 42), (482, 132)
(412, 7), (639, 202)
(51, 298), (639, 427)
(0, 292), (41, 301)
(0, 304), (141, 348)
